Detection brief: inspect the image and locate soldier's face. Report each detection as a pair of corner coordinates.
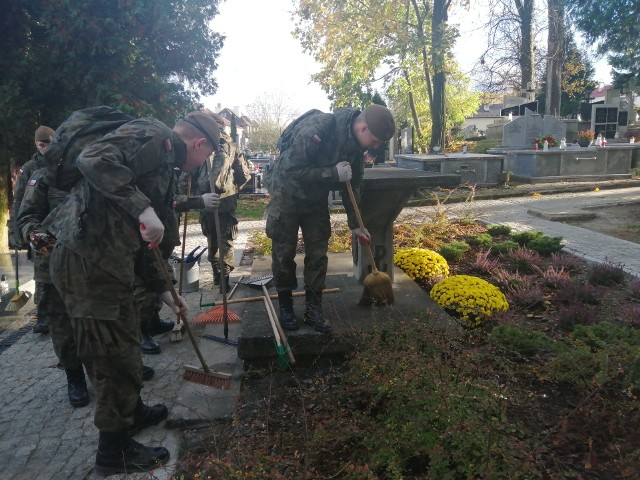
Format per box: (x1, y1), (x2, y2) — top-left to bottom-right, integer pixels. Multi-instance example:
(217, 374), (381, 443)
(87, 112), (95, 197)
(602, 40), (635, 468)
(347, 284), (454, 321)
(35, 140), (50, 155)
(354, 124), (383, 150)
(182, 137), (215, 172)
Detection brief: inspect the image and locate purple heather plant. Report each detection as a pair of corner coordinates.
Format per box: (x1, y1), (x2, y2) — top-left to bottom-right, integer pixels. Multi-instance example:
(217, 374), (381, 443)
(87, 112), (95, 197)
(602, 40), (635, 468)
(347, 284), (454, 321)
(628, 278), (640, 299)
(555, 281), (600, 305)
(557, 303), (598, 331)
(587, 260), (626, 286)
(473, 249), (501, 274)
(550, 252), (582, 272)
(535, 265), (571, 289)
(507, 284), (545, 311)
(504, 246), (543, 273)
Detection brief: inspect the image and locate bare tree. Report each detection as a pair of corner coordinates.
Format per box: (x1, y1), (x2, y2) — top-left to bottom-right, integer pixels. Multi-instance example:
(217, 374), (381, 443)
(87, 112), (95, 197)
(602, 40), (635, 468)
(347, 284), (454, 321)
(473, 0), (545, 96)
(245, 92), (300, 154)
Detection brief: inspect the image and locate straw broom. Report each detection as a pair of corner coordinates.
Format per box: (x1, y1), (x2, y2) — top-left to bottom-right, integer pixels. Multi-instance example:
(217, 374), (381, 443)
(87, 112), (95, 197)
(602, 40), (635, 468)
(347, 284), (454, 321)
(5, 249), (30, 312)
(151, 244), (231, 389)
(345, 182), (394, 306)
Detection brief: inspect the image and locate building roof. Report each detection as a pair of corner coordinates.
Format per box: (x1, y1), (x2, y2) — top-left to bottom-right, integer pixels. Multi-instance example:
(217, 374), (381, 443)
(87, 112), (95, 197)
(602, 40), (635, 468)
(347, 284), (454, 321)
(469, 103), (503, 118)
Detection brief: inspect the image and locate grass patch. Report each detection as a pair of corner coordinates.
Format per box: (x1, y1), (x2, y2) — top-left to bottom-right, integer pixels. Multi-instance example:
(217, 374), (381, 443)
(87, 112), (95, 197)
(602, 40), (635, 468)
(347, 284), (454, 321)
(236, 195), (269, 221)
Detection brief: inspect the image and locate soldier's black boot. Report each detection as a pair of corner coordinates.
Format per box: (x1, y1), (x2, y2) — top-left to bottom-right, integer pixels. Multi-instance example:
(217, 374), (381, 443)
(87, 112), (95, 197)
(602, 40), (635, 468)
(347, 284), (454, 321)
(278, 291), (299, 331)
(213, 263), (221, 285)
(95, 429), (169, 475)
(304, 288), (332, 333)
(142, 365), (155, 381)
(32, 316), (49, 334)
(141, 316), (161, 355)
(65, 367), (90, 408)
(147, 310), (174, 336)
(127, 397), (169, 437)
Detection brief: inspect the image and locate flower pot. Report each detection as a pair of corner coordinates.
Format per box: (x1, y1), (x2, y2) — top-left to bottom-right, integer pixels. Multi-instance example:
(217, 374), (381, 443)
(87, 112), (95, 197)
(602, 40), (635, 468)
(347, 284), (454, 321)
(578, 139), (591, 147)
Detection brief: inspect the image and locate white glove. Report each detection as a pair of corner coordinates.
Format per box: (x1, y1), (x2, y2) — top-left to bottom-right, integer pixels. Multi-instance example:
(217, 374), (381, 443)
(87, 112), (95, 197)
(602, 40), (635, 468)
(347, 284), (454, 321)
(334, 161), (352, 182)
(138, 206), (164, 245)
(160, 290), (188, 317)
(202, 192), (220, 211)
(352, 227), (371, 245)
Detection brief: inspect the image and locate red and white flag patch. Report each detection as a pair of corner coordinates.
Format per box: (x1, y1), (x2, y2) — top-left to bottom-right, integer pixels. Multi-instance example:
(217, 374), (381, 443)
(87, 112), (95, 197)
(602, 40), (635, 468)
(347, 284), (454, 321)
(311, 134), (322, 144)
(28, 178), (38, 187)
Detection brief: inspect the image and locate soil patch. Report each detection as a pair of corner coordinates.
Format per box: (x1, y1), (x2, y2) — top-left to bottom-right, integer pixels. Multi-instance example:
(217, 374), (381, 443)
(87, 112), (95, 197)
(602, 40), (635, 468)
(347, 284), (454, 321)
(562, 202), (640, 244)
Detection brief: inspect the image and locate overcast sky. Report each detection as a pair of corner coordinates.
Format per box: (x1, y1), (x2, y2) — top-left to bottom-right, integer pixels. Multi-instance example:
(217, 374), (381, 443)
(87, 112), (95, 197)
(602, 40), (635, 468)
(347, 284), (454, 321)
(203, 0), (613, 116)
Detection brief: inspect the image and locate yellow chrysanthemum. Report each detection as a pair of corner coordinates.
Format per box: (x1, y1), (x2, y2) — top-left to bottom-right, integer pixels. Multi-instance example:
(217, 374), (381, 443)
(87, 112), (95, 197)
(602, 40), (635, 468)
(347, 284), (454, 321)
(394, 248), (449, 281)
(430, 275), (508, 328)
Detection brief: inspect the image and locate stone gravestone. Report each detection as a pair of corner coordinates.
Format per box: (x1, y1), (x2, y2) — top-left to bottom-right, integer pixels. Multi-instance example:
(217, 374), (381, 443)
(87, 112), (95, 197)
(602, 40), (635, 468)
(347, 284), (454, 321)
(502, 111), (543, 148)
(400, 127), (413, 154)
(542, 116), (567, 142)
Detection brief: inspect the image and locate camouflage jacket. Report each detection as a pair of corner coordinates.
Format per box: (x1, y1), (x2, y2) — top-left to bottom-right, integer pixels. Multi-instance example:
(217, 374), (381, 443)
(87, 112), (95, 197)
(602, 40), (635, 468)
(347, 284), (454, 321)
(16, 169), (68, 283)
(176, 131), (252, 217)
(43, 118), (184, 291)
(264, 108), (365, 230)
(10, 152), (46, 247)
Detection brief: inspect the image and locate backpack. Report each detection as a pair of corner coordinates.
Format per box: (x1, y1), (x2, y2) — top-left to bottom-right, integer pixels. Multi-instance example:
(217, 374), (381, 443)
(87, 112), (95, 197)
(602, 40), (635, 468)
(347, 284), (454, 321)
(43, 106), (134, 191)
(276, 109), (324, 153)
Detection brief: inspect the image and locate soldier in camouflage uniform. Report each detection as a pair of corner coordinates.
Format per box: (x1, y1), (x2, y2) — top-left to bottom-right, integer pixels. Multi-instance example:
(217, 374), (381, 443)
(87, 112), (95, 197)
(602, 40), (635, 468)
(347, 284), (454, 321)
(264, 105), (395, 333)
(177, 112), (252, 292)
(43, 111), (220, 475)
(10, 125), (55, 334)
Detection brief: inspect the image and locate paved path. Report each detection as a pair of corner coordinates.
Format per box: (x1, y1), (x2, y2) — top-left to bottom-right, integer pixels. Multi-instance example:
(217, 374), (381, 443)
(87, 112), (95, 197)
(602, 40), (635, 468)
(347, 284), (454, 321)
(3, 187), (640, 479)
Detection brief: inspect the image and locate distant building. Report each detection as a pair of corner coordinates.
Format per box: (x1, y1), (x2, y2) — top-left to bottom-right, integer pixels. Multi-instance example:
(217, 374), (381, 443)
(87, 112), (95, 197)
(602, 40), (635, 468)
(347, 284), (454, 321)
(217, 107), (253, 150)
(463, 103), (503, 137)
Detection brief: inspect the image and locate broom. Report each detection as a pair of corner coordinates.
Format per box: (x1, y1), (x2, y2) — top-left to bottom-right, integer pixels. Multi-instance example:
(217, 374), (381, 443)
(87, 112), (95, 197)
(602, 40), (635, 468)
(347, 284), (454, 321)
(345, 181), (394, 306)
(150, 244), (231, 389)
(5, 248), (30, 312)
(171, 177), (191, 342)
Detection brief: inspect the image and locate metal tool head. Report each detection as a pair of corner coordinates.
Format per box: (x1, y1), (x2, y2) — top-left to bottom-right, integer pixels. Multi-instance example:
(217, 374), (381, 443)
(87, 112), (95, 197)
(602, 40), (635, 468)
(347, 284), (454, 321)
(237, 274), (274, 288)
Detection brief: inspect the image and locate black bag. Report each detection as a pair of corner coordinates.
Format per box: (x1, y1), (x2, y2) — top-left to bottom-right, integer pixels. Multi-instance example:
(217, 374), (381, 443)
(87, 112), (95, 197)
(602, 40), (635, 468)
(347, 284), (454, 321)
(43, 106), (134, 191)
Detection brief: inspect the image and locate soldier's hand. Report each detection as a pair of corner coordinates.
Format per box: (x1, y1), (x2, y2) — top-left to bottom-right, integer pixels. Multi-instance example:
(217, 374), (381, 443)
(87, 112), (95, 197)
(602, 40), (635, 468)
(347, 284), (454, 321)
(351, 227), (371, 246)
(202, 193), (220, 211)
(138, 206), (164, 245)
(160, 291), (188, 317)
(28, 231), (55, 255)
(334, 161), (352, 182)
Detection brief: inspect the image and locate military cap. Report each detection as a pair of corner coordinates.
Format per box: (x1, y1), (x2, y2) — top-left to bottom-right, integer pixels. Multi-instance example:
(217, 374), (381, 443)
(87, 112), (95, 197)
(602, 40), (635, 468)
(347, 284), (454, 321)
(363, 105), (396, 141)
(182, 111), (221, 147)
(34, 125), (55, 143)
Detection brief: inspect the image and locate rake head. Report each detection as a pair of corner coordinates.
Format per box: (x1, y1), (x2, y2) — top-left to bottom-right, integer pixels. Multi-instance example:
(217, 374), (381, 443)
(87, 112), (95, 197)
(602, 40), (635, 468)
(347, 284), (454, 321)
(237, 274), (273, 289)
(191, 306), (243, 325)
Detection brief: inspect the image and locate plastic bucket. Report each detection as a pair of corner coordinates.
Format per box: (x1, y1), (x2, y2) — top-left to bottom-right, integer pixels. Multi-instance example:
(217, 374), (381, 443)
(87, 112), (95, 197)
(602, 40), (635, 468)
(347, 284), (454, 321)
(171, 259), (200, 293)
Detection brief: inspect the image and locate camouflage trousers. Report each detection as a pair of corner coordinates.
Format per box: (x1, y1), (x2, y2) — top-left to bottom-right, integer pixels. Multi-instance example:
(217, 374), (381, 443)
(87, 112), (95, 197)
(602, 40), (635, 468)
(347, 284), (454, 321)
(265, 199), (330, 292)
(50, 245), (142, 432)
(38, 281), (82, 371)
(133, 283), (163, 331)
(201, 211), (238, 276)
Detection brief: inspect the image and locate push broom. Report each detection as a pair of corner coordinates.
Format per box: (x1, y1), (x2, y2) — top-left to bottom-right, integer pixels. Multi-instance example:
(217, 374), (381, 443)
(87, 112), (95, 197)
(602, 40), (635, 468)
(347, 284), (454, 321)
(345, 181), (395, 306)
(150, 244), (231, 389)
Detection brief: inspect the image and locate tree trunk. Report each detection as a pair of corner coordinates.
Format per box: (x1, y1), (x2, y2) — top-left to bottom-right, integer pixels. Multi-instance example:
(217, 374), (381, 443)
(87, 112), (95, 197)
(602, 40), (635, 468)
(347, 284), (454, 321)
(545, 0), (564, 116)
(515, 0), (535, 97)
(430, 0), (448, 151)
(0, 143), (11, 254)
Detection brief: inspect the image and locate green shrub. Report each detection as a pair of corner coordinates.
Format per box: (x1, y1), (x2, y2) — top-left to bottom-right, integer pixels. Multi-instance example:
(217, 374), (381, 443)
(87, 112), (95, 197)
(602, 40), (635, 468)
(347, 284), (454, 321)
(491, 325), (556, 356)
(490, 240), (519, 255)
(248, 231), (272, 256)
(487, 224), (512, 236)
(510, 231), (544, 246)
(471, 139), (500, 154)
(465, 233), (493, 247)
(438, 241), (470, 262)
(528, 235), (565, 255)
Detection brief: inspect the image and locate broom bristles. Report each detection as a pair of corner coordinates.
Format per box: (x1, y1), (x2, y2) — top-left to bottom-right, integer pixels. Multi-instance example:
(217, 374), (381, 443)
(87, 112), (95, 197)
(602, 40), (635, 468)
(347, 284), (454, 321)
(5, 291), (31, 312)
(183, 365), (232, 390)
(359, 271), (395, 306)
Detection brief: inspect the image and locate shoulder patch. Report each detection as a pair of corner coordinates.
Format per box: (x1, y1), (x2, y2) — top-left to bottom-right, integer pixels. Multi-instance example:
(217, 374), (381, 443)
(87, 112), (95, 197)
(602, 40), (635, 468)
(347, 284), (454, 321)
(163, 138), (172, 152)
(28, 178), (38, 187)
(311, 134), (322, 144)
(19, 168), (24, 175)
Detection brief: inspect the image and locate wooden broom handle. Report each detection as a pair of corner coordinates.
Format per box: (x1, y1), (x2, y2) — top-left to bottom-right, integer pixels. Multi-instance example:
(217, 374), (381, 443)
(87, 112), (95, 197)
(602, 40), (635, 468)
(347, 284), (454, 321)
(151, 244), (210, 373)
(345, 181), (379, 274)
(178, 176), (192, 298)
(262, 285), (295, 364)
(225, 288), (340, 305)
(207, 155), (228, 322)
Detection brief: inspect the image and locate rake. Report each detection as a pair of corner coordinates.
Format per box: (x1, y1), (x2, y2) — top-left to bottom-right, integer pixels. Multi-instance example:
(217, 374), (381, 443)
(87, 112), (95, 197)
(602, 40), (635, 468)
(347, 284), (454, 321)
(238, 275), (295, 365)
(194, 275), (243, 325)
(151, 244), (231, 389)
